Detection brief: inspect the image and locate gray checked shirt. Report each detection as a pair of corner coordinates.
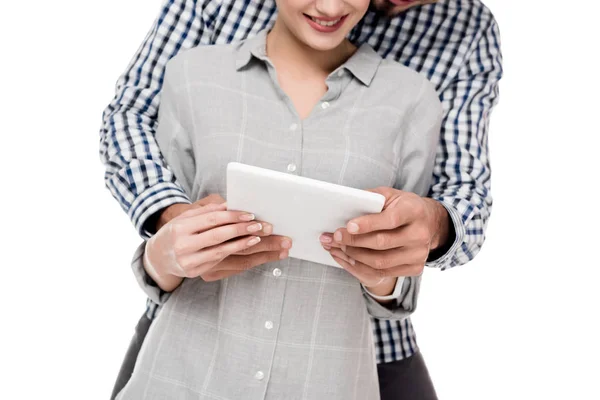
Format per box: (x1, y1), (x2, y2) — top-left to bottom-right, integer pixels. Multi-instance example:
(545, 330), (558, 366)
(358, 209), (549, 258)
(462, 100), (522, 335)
(118, 30), (442, 400)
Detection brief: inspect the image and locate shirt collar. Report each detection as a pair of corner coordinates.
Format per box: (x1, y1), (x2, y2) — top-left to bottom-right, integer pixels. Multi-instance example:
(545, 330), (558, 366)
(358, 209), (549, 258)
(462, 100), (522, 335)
(340, 44), (382, 87)
(235, 30), (382, 87)
(235, 30), (269, 70)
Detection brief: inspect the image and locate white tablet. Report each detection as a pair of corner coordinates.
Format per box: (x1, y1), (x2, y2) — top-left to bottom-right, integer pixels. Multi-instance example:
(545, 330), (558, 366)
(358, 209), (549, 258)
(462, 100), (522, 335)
(226, 162), (385, 268)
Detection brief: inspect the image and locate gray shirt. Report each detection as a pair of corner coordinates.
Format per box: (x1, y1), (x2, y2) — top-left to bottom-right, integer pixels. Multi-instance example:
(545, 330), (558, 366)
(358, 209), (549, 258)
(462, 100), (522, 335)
(118, 30), (442, 400)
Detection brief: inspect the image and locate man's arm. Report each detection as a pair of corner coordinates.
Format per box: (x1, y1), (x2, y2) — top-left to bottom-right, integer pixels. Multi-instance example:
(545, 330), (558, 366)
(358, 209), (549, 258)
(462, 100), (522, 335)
(426, 17), (503, 270)
(99, 0), (214, 238)
(320, 15), (503, 317)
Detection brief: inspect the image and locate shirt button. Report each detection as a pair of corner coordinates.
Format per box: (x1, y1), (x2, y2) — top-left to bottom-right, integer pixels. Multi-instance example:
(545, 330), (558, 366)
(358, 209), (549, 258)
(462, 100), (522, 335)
(289, 123), (298, 131)
(273, 268), (282, 277)
(321, 101), (330, 109)
(255, 371), (265, 381)
(265, 321), (274, 330)
(287, 163), (297, 173)
(337, 70), (344, 77)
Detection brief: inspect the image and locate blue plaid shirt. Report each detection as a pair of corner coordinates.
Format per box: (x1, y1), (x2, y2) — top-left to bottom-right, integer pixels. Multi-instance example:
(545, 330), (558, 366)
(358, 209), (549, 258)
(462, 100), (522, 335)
(99, 0), (502, 364)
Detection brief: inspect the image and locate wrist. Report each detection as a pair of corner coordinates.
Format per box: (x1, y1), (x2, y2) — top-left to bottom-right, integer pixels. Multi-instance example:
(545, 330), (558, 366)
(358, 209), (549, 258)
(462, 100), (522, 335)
(363, 277), (402, 305)
(365, 277), (397, 296)
(156, 203), (192, 232)
(424, 198), (451, 251)
(143, 242), (183, 292)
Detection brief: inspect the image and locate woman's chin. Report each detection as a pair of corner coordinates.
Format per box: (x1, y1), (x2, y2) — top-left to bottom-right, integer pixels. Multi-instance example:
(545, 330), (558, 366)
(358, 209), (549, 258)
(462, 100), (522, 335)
(301, 36), (347, 52)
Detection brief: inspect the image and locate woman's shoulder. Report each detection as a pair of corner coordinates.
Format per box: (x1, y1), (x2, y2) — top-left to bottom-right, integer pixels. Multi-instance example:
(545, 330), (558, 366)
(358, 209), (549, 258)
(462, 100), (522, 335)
(374, 58), (438, 100)
(172, 42), (241, 65)
(360, 57), (441, 121)
(164, 42), (244, 86)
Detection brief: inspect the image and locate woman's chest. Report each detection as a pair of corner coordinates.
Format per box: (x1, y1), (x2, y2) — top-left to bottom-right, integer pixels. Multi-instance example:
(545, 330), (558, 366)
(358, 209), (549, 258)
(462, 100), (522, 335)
(183, 80), (407, 200)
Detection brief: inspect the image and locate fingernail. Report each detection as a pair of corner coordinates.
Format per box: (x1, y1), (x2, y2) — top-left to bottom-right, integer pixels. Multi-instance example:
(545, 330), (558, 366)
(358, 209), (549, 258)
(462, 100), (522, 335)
(320, 234), (332, 244)
(247, 236), (261, 246)
(279, 251), (289, 260)
(247, 223), (262, 232)
(323, 245), (332, 250)
(347, 222), (359, 233)
(281, 239), (291, 249)
(334, 231), (343, 242)
(239, 213), (255, 221)
(262, 223), (273, 235)
(341, 245), (347, 252)
(348, 257), (356, 266)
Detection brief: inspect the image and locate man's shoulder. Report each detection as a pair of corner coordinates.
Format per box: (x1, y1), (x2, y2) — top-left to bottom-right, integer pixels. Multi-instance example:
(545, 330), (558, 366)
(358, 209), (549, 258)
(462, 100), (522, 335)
(452, 0), (498, 32)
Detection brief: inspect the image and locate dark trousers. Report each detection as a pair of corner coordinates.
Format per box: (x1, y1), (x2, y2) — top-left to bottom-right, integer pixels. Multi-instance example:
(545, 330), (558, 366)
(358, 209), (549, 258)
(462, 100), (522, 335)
(110, 313), (152, 400)
(111, 313), (438, 400)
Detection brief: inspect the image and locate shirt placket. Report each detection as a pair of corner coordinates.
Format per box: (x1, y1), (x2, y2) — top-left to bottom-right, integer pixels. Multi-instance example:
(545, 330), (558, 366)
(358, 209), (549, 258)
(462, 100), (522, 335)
(250, 261), (290, 399)
(300, 68), (346, 175)
(261, 58), (305, 176)
(245, 60), (349, 397)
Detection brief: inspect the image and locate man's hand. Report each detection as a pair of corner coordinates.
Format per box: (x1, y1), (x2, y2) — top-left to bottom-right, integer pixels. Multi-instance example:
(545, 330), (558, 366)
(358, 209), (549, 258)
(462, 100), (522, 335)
(150, 194), (291, 290)
(320, 187), (451, 296)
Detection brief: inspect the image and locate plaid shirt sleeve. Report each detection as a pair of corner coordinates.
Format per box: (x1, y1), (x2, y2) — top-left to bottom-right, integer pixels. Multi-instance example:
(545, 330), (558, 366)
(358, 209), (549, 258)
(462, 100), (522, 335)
(426, 18), (503, 270)
(98, 0), (216, 239)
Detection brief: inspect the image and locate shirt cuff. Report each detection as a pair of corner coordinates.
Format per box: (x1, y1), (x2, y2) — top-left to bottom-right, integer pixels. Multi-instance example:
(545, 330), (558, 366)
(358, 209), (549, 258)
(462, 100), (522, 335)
(128, 182), (191, 240)
(425, 200), (465, 270)
(361, 276), (421, 321)
(131, 241), (172, 306)
(362, 277), (405, 301)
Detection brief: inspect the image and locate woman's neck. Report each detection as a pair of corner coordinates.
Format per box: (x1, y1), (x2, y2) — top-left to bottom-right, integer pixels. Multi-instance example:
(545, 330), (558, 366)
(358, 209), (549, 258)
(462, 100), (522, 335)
(266, 20), (357, 78)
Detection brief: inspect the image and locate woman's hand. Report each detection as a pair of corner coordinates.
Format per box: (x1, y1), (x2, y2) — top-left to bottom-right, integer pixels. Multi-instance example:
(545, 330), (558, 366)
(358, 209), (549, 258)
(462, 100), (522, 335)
(144, 202), (283, 292)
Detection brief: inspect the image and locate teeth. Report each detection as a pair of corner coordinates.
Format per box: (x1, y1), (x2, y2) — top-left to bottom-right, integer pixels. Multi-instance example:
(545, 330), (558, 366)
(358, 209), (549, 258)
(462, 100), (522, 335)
(310, 16), (341, 27)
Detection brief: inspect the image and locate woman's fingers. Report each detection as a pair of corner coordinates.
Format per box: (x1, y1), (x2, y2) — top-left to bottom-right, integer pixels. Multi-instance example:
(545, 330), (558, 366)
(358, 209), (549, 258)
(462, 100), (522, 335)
(184, 221), (271, 252)
(189, 249), (288, 280)
(177, 209), (257, 234)
(234, 235), (292, 255)
(179, 235), (263, 273)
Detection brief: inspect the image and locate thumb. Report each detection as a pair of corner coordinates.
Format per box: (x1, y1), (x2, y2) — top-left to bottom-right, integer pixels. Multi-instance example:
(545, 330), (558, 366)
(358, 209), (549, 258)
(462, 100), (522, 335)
(365, 187), (405, 208)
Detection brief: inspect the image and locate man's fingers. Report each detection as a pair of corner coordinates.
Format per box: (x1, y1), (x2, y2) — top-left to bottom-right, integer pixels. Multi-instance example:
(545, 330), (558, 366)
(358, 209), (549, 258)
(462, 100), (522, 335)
(198, 249), (289, 281)
(345, 191), (421, 235)
(217, 250), (288, 272)
(328, 248), (423, 283)
(328, 249), (384, 287)
(200, 269), (245, 282)
(341, 245), (428, 270)
(346, 206), (408, 235)
(328, 228), (398, 250)
(326, 223), (428, 251)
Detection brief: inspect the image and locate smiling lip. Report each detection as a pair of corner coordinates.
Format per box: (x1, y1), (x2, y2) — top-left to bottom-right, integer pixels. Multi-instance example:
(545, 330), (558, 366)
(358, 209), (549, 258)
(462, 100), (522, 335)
(304, 14), (348, 33)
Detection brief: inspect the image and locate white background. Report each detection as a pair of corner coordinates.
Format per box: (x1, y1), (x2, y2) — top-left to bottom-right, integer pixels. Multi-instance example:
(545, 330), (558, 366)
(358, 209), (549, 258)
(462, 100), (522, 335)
(1, 1), (599, 399)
